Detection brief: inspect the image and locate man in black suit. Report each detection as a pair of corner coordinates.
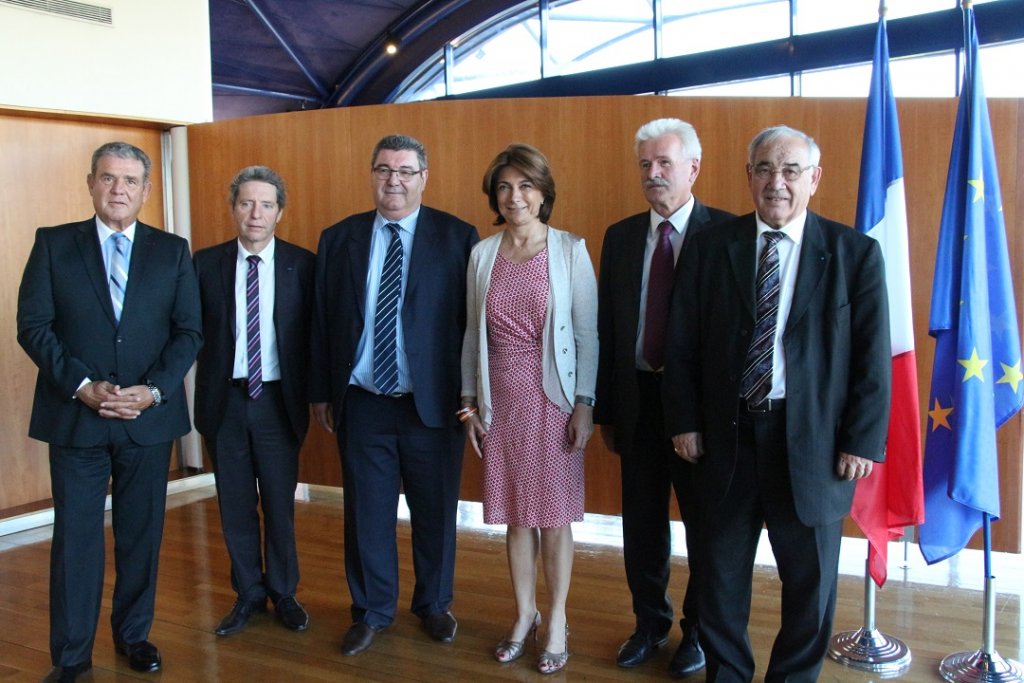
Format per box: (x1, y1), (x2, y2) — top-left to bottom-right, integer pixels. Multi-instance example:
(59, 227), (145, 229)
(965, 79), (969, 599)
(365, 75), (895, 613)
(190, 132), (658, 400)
(17, 142), (202, 682)
(664, 125), (890, 682)
(595, 118), (732, 678)
(194, 166), (315, 637)
(310, 134), (479, 656)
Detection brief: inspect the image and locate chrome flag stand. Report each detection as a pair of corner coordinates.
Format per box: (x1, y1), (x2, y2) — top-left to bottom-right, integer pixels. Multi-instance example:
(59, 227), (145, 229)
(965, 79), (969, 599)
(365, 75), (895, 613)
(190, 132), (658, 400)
(938, 516), (1023, 682)
(828, 557), (911, 677)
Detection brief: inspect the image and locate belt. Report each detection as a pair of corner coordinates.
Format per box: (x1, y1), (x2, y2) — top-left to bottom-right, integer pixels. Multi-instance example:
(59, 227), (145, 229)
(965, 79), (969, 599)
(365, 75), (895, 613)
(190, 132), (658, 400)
(230, 378), (280, 387)
(741, 398), (786, 413)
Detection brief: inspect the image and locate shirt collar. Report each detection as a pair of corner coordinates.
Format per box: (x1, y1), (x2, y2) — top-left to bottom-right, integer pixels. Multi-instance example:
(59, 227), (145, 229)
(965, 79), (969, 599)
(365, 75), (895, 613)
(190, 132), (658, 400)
(95, 216), (137, 243)
(375, 207), (421, 236)
(649, 195), (695, 236)
(237, 236), (276, 262)
(754, 210), (806, 245)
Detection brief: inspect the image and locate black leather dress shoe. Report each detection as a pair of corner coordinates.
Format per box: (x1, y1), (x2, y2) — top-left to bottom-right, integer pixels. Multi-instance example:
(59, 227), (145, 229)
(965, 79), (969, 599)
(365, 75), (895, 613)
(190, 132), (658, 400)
(275, 596), (310, 631)
(115, 640), (161, 672)
(216, 598), (268, 636)
(616, 631), (669, 668)
(668, 624), (705, 678)
(340, 622), (379, 656)
(43, 661), (92, 682)
(421, 611), (458, 642)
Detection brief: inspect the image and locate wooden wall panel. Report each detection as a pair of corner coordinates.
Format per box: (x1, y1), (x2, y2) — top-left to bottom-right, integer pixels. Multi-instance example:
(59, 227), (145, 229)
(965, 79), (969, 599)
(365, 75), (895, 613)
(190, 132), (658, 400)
(0, 113), (165, 514)
(185, 95), (1023, 551)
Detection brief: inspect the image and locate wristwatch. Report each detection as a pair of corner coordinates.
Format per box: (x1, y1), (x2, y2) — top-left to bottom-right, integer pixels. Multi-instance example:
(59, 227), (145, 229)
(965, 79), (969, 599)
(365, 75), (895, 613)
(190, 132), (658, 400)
(146, 383), (163, 407)
(575, 395), (596, 407)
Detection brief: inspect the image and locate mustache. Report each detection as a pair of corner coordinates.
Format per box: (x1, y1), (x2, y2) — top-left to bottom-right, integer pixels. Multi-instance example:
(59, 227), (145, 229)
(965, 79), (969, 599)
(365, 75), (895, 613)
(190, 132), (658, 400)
(644, 178), (670, 189)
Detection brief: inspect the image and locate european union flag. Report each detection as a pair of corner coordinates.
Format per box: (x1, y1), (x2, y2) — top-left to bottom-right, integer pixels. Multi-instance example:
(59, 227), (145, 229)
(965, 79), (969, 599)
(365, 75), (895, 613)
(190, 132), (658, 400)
(919, 7), (1024, 565)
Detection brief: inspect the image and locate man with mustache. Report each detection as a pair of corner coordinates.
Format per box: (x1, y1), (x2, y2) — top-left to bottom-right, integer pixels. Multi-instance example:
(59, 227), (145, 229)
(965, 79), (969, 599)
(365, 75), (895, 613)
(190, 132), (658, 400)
(595, 118), (733, 677)
(663, 125), (890, 682)
(310, 134), (479, 656)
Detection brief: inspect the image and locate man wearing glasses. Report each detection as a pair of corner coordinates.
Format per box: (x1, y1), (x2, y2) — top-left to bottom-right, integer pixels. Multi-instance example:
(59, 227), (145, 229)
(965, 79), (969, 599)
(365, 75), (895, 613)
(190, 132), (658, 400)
(310, 134), (479, 656)
(663, 125), (890, 682)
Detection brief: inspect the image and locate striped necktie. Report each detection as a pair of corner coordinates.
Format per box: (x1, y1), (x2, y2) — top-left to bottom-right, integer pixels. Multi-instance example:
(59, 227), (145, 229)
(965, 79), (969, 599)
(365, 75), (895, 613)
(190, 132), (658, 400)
(373, 223), (403, 395)
(246, 255), (263, 400)
(109, 233), (129, 323)
(739, 230), (783, 406)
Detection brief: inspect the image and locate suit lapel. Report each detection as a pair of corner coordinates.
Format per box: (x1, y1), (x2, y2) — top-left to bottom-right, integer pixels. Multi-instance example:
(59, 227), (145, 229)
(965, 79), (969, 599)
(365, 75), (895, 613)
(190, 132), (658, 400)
(273, 240), (296, 330)
(786, 212), (830, 332)
(74, 219), (117, 325)
(346, 215), (373, 325)
(404, 208), (439, 329)
(726, 216), (758, 320)
(219, 241), (238, 331)
(623, 213), (648, 326)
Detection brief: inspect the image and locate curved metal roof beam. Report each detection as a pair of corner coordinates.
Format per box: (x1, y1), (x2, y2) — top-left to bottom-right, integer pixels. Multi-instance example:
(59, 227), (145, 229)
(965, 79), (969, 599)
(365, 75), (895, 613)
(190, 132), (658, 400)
(244, 0), (330, 101)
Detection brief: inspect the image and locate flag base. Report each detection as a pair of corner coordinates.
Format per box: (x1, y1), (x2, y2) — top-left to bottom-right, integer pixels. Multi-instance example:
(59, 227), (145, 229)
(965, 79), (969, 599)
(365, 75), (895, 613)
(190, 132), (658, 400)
(940, 650), (1024, 682)
(827, 627), (911, 676)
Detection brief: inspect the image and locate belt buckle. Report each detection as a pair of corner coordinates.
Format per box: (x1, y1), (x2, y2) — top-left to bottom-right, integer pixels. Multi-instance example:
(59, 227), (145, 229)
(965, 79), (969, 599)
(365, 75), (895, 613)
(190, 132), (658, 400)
(746, 398), (771, 413)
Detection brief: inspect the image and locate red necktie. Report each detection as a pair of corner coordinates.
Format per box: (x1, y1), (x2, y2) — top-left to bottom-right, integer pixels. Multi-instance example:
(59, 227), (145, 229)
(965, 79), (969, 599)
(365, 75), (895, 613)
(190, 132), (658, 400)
(642, 220), (675, 370)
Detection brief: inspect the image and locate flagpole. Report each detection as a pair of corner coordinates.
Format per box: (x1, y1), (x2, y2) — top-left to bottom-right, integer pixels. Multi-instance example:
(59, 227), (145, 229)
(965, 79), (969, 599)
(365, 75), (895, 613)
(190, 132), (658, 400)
(937, 514), (1024, 681)
(827, 558), (911, 674)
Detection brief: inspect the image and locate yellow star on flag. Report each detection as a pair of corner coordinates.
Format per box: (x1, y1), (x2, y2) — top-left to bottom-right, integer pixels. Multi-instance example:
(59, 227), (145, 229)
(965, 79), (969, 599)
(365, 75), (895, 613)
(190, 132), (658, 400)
(968, 177), (984, 202)
(959, 347), (988, 382)
(929, 398), (953, 432)
(997, 360), (1024, 393)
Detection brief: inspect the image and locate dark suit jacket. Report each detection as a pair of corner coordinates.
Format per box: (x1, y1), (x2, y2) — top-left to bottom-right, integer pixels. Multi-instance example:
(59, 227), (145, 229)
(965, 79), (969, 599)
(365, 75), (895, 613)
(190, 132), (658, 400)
(310, 206), (479, 429)
(193, 237), (315, 443)
(17, 218), (203, 447)
(663, 211), (891, 526)
(594, 200), (734, 452)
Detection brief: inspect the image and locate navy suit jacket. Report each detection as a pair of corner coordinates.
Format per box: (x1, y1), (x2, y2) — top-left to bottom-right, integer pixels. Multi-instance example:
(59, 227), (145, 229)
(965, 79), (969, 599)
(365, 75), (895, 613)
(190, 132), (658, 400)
(310, 206), (479, 430)
(17, 218), (202, 447)
(662, 211), (891, 526)
(594, 199), (734, 452)
(193, 237), (315, 443)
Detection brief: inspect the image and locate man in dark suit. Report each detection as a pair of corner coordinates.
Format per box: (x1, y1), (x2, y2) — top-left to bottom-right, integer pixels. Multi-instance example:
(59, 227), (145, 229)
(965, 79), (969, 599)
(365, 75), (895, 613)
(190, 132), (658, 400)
(310, 134), (479, 656)
(17, 142), (202, 682)
(595, 118), (732, 678)
(194, 166), (315, 637)
(663, 125), (890, 682)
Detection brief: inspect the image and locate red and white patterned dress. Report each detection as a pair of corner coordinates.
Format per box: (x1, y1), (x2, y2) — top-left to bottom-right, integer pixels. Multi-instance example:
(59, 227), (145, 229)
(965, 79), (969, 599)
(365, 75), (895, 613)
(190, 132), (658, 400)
(482, 249), (585, 528)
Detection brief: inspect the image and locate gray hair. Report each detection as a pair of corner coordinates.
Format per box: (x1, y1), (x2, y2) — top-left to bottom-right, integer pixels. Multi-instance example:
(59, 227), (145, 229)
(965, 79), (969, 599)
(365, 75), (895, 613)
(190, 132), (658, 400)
(229, 165), (287, 208)
(748, 125), (821, 166)
(372, 134), (428, 170)
(91, 142), (152, 182)
(634, 118), (702, 159)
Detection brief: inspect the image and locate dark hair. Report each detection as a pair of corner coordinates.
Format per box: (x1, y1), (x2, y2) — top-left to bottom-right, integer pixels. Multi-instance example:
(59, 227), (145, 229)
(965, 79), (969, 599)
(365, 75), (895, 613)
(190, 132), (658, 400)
(371, 134), (428, 170)
(91, 142), (152, 182)
(481, 143), (556, 226)
(229, 165), (287, 208)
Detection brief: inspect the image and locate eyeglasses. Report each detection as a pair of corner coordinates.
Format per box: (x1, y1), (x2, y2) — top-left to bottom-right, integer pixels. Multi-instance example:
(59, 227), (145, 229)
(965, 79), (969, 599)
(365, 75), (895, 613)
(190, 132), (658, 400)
(750, 164), (814, 182)
(372, 165), (424, 181)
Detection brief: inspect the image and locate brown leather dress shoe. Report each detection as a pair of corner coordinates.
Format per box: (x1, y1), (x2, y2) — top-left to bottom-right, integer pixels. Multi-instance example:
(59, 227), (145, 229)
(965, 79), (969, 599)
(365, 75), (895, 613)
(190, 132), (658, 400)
(341, 622), (379, 656)
(421, 611), (458, 642)
(115, 640), (161, 672)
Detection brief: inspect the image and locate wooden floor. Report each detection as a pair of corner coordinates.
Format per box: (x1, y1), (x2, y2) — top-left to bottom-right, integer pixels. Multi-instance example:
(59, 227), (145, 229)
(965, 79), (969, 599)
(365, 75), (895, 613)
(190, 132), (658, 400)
(1, 481), (1022, 682)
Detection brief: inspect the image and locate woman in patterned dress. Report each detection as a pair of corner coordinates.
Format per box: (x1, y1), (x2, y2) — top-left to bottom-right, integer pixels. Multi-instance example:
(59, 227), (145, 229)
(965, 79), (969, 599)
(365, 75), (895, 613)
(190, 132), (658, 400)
(460, 143), (598, 674)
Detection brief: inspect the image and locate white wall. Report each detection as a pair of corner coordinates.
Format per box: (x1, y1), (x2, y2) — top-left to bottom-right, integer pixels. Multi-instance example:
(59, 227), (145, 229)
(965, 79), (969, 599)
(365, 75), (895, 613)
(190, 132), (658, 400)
(0, 0), (212, 123)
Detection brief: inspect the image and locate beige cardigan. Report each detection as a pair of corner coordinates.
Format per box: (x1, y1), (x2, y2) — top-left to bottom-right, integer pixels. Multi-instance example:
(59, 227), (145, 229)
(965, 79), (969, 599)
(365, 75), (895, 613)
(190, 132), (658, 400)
(460, 226), (598, 429)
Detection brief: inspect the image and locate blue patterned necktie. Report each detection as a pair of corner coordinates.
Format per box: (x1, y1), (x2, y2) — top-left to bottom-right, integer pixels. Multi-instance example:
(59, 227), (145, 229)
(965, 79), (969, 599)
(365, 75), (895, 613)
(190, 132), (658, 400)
(246, 255), (263, 400)
(373, 223), (403, 395)
(642, 220), (675, 369)
(109, 233), (129, 323)
(740, 230), (783, 405)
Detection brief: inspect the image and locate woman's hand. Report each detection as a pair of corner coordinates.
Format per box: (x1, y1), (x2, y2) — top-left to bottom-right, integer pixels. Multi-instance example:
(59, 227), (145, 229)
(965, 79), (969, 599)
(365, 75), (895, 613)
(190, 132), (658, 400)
(464, 413), (487, 459)
(567, 404), (594, 451)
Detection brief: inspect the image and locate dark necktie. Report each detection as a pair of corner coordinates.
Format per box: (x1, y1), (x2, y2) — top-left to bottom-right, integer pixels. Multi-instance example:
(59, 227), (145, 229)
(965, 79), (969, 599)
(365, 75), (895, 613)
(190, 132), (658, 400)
(246, 255), (263, 400)
(373, 223), (403, 395)
(740, 230), (783, 405)
(642, 220), (675, 370)
(109, 233), (129, 323)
